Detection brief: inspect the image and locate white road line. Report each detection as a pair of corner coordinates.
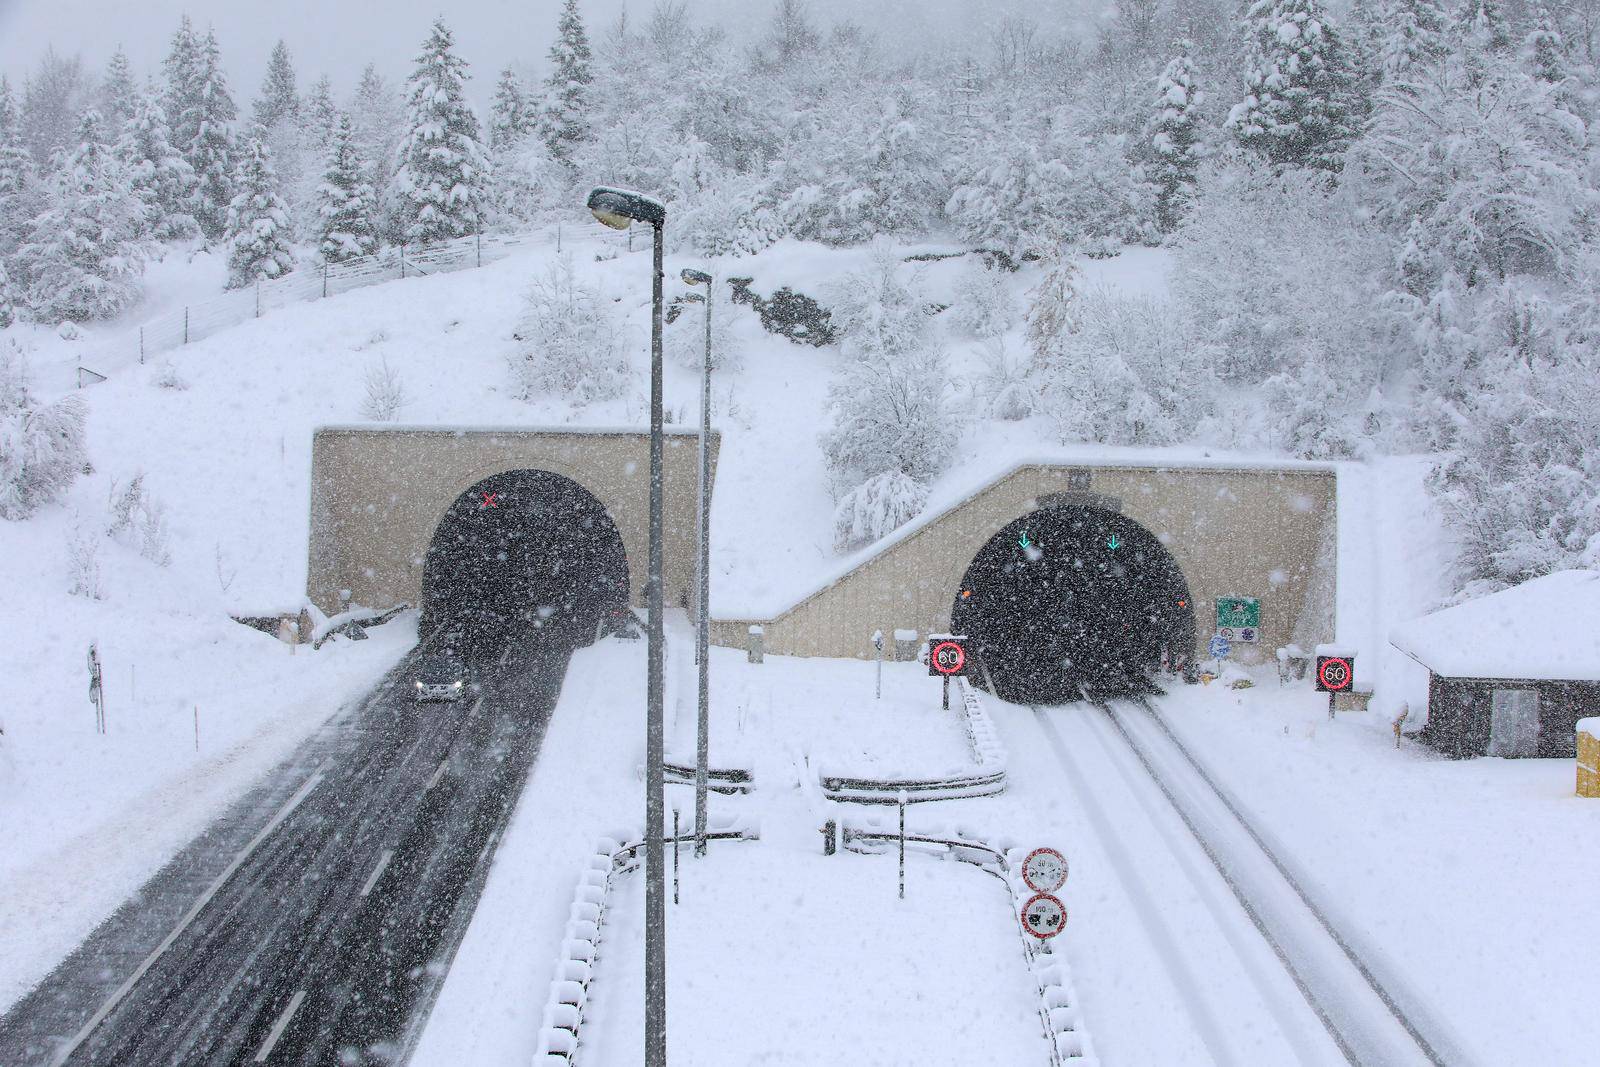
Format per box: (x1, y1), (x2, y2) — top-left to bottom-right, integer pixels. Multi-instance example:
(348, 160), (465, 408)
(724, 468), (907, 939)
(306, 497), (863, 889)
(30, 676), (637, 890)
(51, 766), (328, 1066)
(426, 760), (449, 792)
(359, 850), (394, 898)
(471, 696), (483, 714)
(251, 989), (306, 1063)
(498, 647), (510, 667)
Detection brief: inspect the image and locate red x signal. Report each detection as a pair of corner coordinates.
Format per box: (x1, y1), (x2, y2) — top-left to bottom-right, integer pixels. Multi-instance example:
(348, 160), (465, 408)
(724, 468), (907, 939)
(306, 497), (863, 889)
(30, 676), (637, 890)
(480, 492), (499, 509)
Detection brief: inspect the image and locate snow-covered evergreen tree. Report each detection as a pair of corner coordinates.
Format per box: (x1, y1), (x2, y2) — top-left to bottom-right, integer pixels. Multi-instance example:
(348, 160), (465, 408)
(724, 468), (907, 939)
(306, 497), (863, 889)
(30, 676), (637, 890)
(116, 91), (199, 241)
(541, 0), (594, 165)
(0, 261), (14, 329)
(490, 66), (529, 151)
(1378, 0), (1449, 78)
(1150, 50), (1204, 235)
(19, 48), (89, 164)
(509, 255), (627, 402)
(251, 40), (299, 131)
(394, 18), (489, 244)
(0, 78), (38, 261)
(224, 136), (295, 288)
(824, 243), (933, 362)
(1228, 0), (1363, 172)
(174, 28), (238, 240)
(349, 63), (405, 242)
(302, 76), (339, 159)
(317, 113), (377, 263)
(162, 15), (200, 133)
(1525, 6), (1569, 84)
(18, 110), (151, 322)
(98, 49), (139, 135)
(0, 339), (88, 520)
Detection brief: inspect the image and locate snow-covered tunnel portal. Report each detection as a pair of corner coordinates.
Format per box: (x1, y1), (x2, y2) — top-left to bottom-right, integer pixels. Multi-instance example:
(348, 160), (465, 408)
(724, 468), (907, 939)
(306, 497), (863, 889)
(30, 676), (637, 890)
(951, 505), (1195, 703)
(421, 469), (628, 650)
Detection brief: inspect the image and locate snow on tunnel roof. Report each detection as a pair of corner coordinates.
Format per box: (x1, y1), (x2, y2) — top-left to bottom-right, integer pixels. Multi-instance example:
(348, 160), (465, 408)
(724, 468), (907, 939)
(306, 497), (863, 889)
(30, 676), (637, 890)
(1389, 570), (1600, 681)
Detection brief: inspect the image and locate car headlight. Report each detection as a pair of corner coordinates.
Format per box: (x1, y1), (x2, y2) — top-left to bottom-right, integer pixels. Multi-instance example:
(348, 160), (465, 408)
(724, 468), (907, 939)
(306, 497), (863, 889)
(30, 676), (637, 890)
(415, 681), (424, 689)
(452, 681), (463, 688)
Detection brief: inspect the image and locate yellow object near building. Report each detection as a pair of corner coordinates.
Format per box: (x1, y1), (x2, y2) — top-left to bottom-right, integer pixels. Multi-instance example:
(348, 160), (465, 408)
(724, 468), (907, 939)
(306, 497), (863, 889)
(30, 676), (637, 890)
(1578, 719), (1600, 798)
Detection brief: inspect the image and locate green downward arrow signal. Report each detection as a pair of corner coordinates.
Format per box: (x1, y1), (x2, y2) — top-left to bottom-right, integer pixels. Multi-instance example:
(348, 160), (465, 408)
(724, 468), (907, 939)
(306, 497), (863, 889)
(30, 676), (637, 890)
(1106, 534), (1122, 550)
(1019, 531), (1032, 549)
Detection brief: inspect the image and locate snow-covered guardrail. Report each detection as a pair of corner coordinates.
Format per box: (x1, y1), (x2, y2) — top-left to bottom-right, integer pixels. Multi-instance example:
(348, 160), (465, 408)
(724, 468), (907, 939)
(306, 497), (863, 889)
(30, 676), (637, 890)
(662, 760), (754, 795)
(531, 815), (758, 1065)
(827, 817), (1097, 1067)
(820, 677), (1008, 804)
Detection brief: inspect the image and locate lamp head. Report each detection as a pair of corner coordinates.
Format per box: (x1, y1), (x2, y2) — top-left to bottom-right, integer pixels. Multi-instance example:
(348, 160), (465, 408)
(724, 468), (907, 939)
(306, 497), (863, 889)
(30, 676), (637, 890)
(681, 268), (712, 286)
(586, 186), (666, 229)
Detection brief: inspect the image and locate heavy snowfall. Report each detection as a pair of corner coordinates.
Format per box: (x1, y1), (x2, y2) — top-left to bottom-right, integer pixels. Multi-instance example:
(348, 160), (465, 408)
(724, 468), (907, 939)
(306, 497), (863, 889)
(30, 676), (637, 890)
(0, 0), (1596, 1065)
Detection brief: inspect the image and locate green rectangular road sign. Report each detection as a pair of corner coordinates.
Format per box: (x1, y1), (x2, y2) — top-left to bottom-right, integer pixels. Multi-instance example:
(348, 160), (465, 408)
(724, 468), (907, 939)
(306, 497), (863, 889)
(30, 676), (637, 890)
(1216, 596), (1260, 630)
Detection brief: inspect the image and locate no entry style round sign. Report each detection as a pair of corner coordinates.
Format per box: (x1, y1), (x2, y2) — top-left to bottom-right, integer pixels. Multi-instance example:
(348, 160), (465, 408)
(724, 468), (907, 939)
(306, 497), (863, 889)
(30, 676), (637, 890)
(1021, 847), (1068, 894)
(929, 639), (967, 677)
(1021, 893), (1068, 940)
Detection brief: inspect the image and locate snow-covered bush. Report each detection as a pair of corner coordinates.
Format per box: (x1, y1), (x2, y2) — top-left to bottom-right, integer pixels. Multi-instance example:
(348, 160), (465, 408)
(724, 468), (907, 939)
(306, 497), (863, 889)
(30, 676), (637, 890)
(0, 340), (88, 520)
(106, 472), (173, 566)
(360, 356), (408, 421)
(832, 468), (929, 552)
(667, 286), (742, 373)
(510, 256), (628, 403)
(151, 360), (188, 391)
(948, 256), (1015, 339)
(825, 242), (932, 362)
(974, 337), (1033, 421)
(65, 521), (103, 599)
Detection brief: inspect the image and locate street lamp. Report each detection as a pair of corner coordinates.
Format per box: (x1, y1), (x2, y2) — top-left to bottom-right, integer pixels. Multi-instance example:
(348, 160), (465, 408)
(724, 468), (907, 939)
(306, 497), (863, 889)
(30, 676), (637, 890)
(681, 266), (713, 858)
(587, 184), (668, 1067)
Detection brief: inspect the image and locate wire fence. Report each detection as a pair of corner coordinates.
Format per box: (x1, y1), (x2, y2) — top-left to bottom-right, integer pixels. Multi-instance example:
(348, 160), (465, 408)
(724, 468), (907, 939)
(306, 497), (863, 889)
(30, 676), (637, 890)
(75, 222), (629, 384)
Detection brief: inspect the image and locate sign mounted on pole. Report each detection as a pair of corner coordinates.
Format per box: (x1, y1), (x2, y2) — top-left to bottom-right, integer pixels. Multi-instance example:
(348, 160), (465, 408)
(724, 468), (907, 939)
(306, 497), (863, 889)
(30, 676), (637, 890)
(1315, 655), (1354, 693)
(1215, 597), (1260, 632)
(1208, 633), (1232, 662)
(1021, 893), (1067, 940)
(927, 635), (969, 677)
(1020, 848), (1068, 894)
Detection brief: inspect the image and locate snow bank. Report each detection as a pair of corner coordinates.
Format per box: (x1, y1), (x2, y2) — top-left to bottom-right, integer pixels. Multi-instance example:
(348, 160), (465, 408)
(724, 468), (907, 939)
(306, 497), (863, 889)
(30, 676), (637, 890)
(1389, 570), (1600, 680)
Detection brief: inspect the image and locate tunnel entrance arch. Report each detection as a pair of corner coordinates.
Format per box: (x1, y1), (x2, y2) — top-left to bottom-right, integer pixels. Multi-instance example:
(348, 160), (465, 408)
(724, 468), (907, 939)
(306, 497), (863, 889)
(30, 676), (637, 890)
(950, 504), (1195, 704)
(420, 468), (629, 651)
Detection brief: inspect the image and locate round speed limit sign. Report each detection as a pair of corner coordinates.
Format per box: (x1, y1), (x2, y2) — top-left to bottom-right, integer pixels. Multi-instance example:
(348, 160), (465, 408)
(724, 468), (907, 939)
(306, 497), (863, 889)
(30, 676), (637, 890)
(1021, 893), (1067, 940)
(1020, 847), (1068, 894)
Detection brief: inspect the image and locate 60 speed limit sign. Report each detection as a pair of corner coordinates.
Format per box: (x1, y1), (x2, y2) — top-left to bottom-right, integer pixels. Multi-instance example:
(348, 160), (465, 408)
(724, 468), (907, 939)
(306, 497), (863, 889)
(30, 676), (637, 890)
(1021, 847), (1068, 894)
(1021, 893), (1067, 939)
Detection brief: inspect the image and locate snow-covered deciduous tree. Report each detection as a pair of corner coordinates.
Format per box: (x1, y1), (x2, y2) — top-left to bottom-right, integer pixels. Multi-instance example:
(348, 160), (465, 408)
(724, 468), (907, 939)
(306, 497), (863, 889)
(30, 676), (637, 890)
(316, 113), (377, 263)
(949, 256), (1015, 338)
(174, 28), (238, 240)
(224, 136), (295, 288)
(1025, 240), (1079, 368)
(974, 336), (1034, 420)
(0, 260), (14, 329)
(824, 243), (933, 362)
(0, 339), (88, 520)
(1150, 50), (1204, 234)
(489, 132), (567, 230)
(666, 280), (743, 372)
(252, 40), (299, 132)
(0, 78), (38, 265)
(489, 66), (529, 151)
(19, 110), (151, 322)
(509, 255), (628, 403)
(541, 0), (594, 165)
(820, 342), (957, 549)
(1228, 0), (1363, 172)
(394, 18), (490, 244)
(115, 90), (199, 241)
(19, 48), (89, 165)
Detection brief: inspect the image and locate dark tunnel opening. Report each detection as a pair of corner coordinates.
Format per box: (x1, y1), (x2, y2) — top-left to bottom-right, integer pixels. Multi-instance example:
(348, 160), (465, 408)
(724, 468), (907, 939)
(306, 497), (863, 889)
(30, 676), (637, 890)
(951, 505), (1195, 705)
(420, 469), (629, 657)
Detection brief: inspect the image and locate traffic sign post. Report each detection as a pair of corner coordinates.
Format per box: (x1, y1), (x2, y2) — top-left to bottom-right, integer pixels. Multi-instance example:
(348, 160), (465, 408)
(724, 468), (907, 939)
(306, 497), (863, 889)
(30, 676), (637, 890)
(1215, 596), (1260, 632)
(927, 634), (968, 710)
(872, 629), (885, 700)
(1021, 892), (1067, 941)
(1021, 847), (1068, 894)
(1207, 632), (1231, 675)
(1315, 654), (1355, 718)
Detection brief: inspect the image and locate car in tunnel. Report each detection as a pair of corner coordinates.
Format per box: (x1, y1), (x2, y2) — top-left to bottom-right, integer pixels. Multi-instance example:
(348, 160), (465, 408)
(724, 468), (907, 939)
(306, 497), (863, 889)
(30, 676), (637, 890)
(413, 647), (474, 703)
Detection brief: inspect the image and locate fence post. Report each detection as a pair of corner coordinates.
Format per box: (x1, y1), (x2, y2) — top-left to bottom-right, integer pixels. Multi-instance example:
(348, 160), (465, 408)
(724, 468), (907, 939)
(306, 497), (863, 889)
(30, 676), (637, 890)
(400, 244), (406, 279)
(322, 261), (328, 299)
(255, 277), (261, 319)
(476, 231), (482, 268)
(557, 222), (561, 253)
(139, 326), (144, 365)
(183, 307), (189, 344)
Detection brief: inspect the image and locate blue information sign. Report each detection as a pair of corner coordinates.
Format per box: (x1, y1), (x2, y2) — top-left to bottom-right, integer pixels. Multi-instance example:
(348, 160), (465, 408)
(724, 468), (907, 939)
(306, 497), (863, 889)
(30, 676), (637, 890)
(1208, 633), (1232, 660)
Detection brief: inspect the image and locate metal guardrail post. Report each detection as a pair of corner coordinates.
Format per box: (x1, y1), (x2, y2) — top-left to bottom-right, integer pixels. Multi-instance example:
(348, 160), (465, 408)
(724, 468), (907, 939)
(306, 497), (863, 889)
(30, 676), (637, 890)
(183, 307), (188, 344)
(139, 326), (144, 364)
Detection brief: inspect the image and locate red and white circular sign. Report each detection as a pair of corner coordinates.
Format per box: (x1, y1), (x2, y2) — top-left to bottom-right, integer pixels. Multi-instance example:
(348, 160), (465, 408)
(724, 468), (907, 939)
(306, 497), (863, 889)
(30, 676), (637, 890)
(1318, 657), (1352, 692)
(1021, 847), (1068, 894)
(1021, 893), (1067, 940)
(931, 640), (966, 676)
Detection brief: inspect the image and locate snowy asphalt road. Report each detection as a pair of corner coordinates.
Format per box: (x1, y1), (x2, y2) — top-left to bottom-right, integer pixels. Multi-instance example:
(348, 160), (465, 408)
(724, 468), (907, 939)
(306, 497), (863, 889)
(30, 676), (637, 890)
(0, 634), (569, 1067)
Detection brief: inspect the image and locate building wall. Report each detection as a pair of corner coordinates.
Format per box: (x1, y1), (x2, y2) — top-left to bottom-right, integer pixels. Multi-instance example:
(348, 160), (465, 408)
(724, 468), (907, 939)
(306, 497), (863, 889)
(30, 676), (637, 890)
(1422, 675), (1600, 758)
(307, 427), (719, 617)
(713, 463), (1338, 664)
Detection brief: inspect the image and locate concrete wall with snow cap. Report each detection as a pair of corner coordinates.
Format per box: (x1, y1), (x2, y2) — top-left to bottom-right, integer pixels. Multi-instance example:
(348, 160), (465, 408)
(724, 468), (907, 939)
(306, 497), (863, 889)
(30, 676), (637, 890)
(712, 461), (1337, 663)
(306, 425), (719, 617)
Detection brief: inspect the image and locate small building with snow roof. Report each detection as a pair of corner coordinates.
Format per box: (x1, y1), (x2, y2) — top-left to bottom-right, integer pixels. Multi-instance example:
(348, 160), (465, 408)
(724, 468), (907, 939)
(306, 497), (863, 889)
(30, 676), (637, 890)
(1390, 570), (1600, 758)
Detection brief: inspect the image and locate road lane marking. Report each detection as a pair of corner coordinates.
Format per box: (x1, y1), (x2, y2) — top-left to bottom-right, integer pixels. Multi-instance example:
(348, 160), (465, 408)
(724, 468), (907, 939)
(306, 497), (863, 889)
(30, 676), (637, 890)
(252, 989), (306, 1063)
(426, 760), (448, 792)
(499, 647), (510, 667)
(52, 766), (328, 1066)
(359, 850), (394, 898)
(471, 697), (483, 714)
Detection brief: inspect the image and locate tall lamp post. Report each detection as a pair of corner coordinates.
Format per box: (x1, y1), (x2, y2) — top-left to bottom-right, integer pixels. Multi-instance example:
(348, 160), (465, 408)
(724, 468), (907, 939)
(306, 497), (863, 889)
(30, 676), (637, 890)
(681, 267), (713, 857)
(586, 185), (668, 1067)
